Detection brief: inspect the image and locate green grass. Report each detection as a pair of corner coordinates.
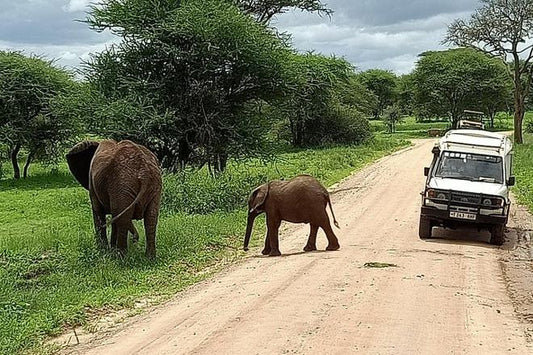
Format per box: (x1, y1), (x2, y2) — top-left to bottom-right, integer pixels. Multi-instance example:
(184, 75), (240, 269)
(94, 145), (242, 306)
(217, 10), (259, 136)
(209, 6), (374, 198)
(370, 115), (515, 139)
(371, 116), (450, 139)
(0, 137), (408, 354)
(514, 133), (533, 211)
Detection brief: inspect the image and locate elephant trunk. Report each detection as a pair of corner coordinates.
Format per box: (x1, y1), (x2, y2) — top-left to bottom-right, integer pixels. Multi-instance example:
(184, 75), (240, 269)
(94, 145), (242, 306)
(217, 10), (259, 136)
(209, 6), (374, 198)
(243, 211), (258, 251)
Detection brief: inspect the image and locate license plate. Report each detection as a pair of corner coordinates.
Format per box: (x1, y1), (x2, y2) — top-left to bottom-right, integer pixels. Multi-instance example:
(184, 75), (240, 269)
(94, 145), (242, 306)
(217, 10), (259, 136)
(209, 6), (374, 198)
(450, 211), (477, 221)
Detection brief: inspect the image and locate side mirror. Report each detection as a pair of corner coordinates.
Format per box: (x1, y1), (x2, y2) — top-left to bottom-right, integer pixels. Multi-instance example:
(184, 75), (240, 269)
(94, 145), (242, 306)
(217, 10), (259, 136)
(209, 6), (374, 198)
(508, 176), (516, 186)
(424, 167), (430, 177)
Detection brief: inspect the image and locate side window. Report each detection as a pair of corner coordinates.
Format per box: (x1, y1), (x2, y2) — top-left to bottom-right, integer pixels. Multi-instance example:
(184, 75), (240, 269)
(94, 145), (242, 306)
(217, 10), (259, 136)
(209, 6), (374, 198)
(505, 154), (512, 179)
(429, 153), (440, 177)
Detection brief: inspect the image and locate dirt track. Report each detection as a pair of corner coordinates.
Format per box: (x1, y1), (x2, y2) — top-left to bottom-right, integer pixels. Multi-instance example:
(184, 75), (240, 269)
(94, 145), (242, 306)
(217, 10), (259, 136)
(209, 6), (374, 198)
(68, 139), (532, 354)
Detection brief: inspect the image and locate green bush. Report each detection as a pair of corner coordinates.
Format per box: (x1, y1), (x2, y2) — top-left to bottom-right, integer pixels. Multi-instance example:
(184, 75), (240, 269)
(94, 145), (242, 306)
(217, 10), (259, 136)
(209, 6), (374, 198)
(303, 107), (372, 146)
(525, 119), (533, 133)
(161, 137), (404, 215)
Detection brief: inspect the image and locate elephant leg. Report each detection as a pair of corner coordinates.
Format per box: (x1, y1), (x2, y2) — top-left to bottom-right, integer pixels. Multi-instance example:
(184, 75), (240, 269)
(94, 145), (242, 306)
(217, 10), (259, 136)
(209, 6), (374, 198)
(144, 199), (160, 259)
(267, 218), (282, 257)
(261, 233), (271, 255)
(110, 223), (118, 248)
(115, 223), (129, 256)
(321, 214), (340, 251)
(129, 222), (139, 243)
(304, 224), (319, 252)
(92, 208), (107, 249)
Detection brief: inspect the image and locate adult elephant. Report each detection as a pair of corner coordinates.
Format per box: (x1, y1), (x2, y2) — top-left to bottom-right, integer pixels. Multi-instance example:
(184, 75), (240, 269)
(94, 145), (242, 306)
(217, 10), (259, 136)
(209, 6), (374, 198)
(66, 140), (162, 258)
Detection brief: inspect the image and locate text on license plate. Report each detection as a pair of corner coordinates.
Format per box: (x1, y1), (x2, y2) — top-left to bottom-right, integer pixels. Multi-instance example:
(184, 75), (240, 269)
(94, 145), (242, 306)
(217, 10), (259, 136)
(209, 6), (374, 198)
(450, 211), (476, 220)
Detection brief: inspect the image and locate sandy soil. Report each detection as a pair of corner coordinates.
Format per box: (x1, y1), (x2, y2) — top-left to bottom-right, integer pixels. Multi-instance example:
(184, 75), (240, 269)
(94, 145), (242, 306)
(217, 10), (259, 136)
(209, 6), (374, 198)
(62, 139), (533, 354)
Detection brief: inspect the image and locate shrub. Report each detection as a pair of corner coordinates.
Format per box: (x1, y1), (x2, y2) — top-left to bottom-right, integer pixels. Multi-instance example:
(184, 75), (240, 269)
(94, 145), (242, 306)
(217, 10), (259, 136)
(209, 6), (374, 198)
(525, 119), (533, 133)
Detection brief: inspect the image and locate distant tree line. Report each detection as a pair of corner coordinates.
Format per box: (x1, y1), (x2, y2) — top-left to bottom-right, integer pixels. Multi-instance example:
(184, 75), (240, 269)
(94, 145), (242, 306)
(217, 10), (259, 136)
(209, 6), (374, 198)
(0, 0), (532, 179)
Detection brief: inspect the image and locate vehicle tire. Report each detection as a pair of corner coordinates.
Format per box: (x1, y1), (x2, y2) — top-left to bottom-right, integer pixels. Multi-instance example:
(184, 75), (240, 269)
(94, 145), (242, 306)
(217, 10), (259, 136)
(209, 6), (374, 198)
(490, 224), (505, 246)
(419, 216), (432, 239)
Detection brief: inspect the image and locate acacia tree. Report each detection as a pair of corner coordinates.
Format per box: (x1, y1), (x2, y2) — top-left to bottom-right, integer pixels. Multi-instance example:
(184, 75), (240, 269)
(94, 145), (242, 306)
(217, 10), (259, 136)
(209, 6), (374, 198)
(86, 0), (294, 172)
(359, 69), (397, 119)
(445, 0), (533, 143)
(396, 74), (416, 116)
(0, 51), (78, 178)
(382, 103), (403, 133)
(235, 0), (331, 23)
(279, 53), (371, 147)
(413, 48), (511, 128)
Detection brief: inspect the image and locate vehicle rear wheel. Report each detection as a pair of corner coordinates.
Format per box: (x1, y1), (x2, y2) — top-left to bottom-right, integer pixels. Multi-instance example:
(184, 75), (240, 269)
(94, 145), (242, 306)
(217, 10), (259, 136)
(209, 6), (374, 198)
(490, 224), (505, 246)
(419, 216), (432, 239)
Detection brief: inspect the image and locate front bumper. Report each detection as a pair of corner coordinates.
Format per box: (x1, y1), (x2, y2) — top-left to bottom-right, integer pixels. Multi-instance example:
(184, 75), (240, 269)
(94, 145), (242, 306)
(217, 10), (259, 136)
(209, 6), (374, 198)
(421, 206), (508, 228)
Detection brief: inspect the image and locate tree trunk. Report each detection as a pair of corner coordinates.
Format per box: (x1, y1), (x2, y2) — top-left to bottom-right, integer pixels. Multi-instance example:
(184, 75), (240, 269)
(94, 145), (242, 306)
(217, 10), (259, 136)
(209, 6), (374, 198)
(513, 57), (525, 144)
(514, 105), (524, 144)
(23, 151), (35, 178)
(514, 92), (525, 144)
(10, 144), (21, 179)
(213, 153), (228, 173)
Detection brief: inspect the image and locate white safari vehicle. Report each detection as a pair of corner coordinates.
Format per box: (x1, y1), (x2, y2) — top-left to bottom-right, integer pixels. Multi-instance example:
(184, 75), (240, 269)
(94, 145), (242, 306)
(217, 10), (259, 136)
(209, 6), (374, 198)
(420, 130), (515, 245)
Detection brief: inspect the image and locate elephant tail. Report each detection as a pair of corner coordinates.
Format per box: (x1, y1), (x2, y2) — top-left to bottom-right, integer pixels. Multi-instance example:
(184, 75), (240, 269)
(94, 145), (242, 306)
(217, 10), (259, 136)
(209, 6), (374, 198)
(327, 196), (340, 229)
(109, 183), (148, 225)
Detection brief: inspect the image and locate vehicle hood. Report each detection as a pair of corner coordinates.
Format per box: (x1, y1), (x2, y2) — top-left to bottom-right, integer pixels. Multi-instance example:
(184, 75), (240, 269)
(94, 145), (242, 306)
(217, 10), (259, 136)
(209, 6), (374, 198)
(429, 177), (508, 198)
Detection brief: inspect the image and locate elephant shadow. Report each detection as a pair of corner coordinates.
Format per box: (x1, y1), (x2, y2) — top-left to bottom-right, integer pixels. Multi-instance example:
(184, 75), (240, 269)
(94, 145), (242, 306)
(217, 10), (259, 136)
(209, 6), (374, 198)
(251, 249), (329, 259)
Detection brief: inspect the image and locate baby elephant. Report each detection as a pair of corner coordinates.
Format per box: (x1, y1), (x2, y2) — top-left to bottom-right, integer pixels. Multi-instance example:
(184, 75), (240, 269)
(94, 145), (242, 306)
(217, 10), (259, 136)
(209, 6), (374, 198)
(244, 175), (340, 256)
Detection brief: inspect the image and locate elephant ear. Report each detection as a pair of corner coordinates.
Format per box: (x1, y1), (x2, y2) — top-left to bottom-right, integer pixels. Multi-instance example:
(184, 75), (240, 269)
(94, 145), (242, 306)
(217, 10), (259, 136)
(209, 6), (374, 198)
(66, 141), (99, 190)
(250, 183), (270, 212)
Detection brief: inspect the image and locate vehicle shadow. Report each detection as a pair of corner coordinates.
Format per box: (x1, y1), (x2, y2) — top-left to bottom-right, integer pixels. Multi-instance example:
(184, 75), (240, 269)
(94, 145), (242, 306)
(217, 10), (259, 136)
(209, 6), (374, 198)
(424, 226), (517, 251)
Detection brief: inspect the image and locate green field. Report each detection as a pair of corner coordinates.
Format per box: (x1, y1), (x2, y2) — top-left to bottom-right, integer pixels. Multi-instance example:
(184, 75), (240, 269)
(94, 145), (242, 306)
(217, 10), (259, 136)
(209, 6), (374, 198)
(370, 115), (515, 139)
(0, 137), (408, 354)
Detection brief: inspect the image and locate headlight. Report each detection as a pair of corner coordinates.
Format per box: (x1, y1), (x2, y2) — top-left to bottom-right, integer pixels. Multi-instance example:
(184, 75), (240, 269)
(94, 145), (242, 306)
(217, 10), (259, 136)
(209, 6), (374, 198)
(488, 197), (504, 207)
(482, 197), (504, 207)
(426, 189), (449, 200)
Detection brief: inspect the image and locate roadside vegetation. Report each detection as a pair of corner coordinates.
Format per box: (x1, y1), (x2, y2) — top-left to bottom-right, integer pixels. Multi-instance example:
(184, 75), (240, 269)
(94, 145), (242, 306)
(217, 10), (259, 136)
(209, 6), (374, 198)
(513, 113), (533, 212)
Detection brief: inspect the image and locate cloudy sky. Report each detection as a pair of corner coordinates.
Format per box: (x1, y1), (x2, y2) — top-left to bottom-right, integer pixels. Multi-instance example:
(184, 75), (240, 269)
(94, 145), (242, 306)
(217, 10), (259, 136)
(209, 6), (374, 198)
(0, 0), (480, 74)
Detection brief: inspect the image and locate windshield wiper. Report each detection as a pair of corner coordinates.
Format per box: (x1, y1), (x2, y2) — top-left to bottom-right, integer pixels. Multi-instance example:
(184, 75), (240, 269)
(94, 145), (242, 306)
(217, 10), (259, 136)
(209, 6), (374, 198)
(436, 175), (476, 181)
(478, 177), (495, 182)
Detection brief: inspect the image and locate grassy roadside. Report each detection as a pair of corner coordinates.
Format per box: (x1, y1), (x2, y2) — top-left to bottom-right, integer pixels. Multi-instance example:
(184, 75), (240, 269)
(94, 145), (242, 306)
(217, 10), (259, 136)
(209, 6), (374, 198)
(513, 133), (533, 212)
(0, 137), (409, 354)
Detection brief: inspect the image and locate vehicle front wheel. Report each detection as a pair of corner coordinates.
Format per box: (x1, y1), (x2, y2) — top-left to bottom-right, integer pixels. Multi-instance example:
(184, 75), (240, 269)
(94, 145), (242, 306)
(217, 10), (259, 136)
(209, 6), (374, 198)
(490, 225), (505, 246)
(419, 216), (432, 239)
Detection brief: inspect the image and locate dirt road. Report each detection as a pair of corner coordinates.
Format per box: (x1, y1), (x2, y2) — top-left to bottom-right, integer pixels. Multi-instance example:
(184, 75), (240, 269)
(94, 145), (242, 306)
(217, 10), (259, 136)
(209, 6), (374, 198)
(72, 139), (532, 354)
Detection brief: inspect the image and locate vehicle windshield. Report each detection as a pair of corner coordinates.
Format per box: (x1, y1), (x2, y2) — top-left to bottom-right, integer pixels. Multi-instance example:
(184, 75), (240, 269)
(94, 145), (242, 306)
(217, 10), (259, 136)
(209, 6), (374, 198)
(435, 151), (503, 184)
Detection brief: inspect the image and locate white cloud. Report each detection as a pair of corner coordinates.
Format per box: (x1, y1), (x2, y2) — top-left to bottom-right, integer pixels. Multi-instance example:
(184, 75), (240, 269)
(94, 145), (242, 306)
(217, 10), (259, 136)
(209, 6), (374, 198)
(0, 39), (118, 70)
(0, 0), (479, 75)
(63, 0), (92, 13)
(276, 4), (477, 74)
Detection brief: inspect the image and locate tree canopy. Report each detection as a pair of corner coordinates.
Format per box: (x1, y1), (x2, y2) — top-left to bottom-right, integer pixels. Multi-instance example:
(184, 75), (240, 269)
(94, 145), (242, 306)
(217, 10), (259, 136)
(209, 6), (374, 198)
(278, 53), (371, 147)
(446, 0), (533, 143)
(413, 48), (511, 128)
(0, 51), (79, 178)
(85, 0), (292, 172)
(359, 69), (397, 119)
(235, 0), (331, 23)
